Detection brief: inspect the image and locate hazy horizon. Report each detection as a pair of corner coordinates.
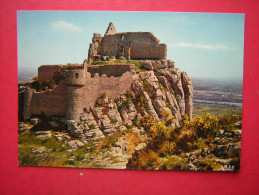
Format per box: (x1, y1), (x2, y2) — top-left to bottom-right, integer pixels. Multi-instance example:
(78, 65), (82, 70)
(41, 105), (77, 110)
(18, 11), (245, 80)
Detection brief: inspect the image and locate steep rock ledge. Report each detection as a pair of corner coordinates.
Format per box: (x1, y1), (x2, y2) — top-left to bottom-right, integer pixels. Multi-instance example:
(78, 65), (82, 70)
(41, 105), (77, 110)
(67, 60), (193, 142)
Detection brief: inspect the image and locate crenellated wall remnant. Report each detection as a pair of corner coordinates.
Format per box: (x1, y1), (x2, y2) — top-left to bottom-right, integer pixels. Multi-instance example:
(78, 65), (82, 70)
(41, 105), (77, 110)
(22, 63), (135, 121)
(38, 65), (66, 84)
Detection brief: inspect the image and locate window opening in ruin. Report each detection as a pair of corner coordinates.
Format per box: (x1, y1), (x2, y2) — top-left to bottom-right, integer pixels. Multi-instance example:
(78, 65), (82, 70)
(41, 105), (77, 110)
(75, 73), (79, 78)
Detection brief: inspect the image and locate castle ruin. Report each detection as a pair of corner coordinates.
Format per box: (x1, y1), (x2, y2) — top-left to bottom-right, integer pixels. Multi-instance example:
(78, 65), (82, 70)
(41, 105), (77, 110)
(20, 23), (169, 121)
(19, 22), (193, 138)
(88, 22), (167, 62)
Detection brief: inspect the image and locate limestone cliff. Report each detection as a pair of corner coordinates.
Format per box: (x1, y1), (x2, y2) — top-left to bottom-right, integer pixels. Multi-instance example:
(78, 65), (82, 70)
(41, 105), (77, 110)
(66, 59), (193, 143)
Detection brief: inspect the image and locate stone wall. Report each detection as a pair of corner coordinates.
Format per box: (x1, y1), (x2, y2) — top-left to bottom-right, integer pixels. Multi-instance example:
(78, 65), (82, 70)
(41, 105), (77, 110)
(89, 31), (167, 61)
(87, 64), (135, 77)
(66, 72), (133, 120)
(23, 82), (68, 120)
(23, 70), (133, 120)
(38, 65), (66, 84)
(98, 32), (167, 60)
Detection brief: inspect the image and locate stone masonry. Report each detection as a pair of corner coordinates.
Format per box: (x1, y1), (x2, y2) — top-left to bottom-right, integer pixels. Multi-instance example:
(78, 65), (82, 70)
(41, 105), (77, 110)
(88, 23), (167, 62)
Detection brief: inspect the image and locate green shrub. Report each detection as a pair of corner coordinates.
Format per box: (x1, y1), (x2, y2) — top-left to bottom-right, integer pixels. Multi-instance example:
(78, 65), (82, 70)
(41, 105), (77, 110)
(131, 150), (160, 170)
(143, 80), (152, 93)
(30, 80), (41, 91)
(159, 141), (176, 157)
(41, 79), (56, 90)
(91, 61), (106, 65)
(194, 159), (222, 171)
(141, 115), (157, 130)
(135, 92), (145, 108)
(191, 113), (219, 138)
(218, 114), (241, 131)
(175, 130), (196, 152)
(89, 124), (95, 130)
(100, 92), (108, 99)
(122, 96), (132, 109)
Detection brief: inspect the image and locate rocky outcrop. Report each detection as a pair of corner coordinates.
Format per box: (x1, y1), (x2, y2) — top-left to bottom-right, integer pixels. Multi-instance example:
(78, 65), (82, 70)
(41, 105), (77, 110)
(66, 60), (193, 141)
(142, 59), (175, 70)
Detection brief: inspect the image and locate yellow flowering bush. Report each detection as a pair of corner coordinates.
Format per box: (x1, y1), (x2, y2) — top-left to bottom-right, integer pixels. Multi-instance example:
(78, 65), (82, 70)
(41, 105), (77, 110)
(191, 113), (219, 137)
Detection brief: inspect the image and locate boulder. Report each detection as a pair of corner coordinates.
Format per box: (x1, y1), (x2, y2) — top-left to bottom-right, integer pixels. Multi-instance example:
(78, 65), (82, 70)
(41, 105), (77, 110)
(35, 131), (52, 140)
(151, 60), (167, 70)
(67, 140), (84, 149)
(32, 147), (46, 154)
(54, 132), (71, 142)
(142, 60), (153, 70)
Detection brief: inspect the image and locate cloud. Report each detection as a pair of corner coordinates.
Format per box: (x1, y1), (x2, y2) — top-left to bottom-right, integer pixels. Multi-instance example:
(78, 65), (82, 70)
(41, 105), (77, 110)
(51, 20), (81, 32)
(171, 42), (237, 51)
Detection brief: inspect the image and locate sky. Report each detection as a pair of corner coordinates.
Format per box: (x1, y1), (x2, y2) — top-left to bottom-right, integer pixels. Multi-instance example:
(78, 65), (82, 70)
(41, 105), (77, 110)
(17, 11), (245, 80)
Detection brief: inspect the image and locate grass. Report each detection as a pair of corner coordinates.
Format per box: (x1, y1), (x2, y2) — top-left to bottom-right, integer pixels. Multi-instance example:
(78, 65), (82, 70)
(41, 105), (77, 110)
(91, 61), (107, 65)
(18, 130), (71, 167)
(143, 80), (152, 93)
(91, 59), (148, 71)
(19, 127), (139, 168)
(193, 102), (242, 117)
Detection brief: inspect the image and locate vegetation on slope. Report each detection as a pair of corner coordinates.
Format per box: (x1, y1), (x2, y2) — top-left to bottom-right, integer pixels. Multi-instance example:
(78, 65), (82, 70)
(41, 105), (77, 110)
(127, 111), (242, 171)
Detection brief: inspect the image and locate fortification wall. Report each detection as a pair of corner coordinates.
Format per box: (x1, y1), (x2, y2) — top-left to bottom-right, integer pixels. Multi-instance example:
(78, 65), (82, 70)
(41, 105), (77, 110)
(23, 81), (68, 119)
(66, 72), (133, 120)
(98, 32), (167, 60)
(24, 71), (133, 120)
(38, 65), (66, 84)
(87, 64), (134, 77)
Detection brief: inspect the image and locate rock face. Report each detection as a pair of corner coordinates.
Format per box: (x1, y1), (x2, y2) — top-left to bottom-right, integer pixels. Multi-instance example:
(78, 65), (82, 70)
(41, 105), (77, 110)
(65, 60), (193, 142)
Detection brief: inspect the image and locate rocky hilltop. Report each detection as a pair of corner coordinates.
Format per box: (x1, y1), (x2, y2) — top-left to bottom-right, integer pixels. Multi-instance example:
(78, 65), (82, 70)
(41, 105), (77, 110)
(18, 23), (241, 171)
(66, 59), (193, 143)
(19, 58), (196, 169)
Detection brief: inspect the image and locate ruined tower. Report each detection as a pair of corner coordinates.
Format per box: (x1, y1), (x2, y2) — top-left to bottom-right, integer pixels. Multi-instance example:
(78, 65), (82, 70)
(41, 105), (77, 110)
(65, 69), (86, 120)
(105, 22), (116, 35)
